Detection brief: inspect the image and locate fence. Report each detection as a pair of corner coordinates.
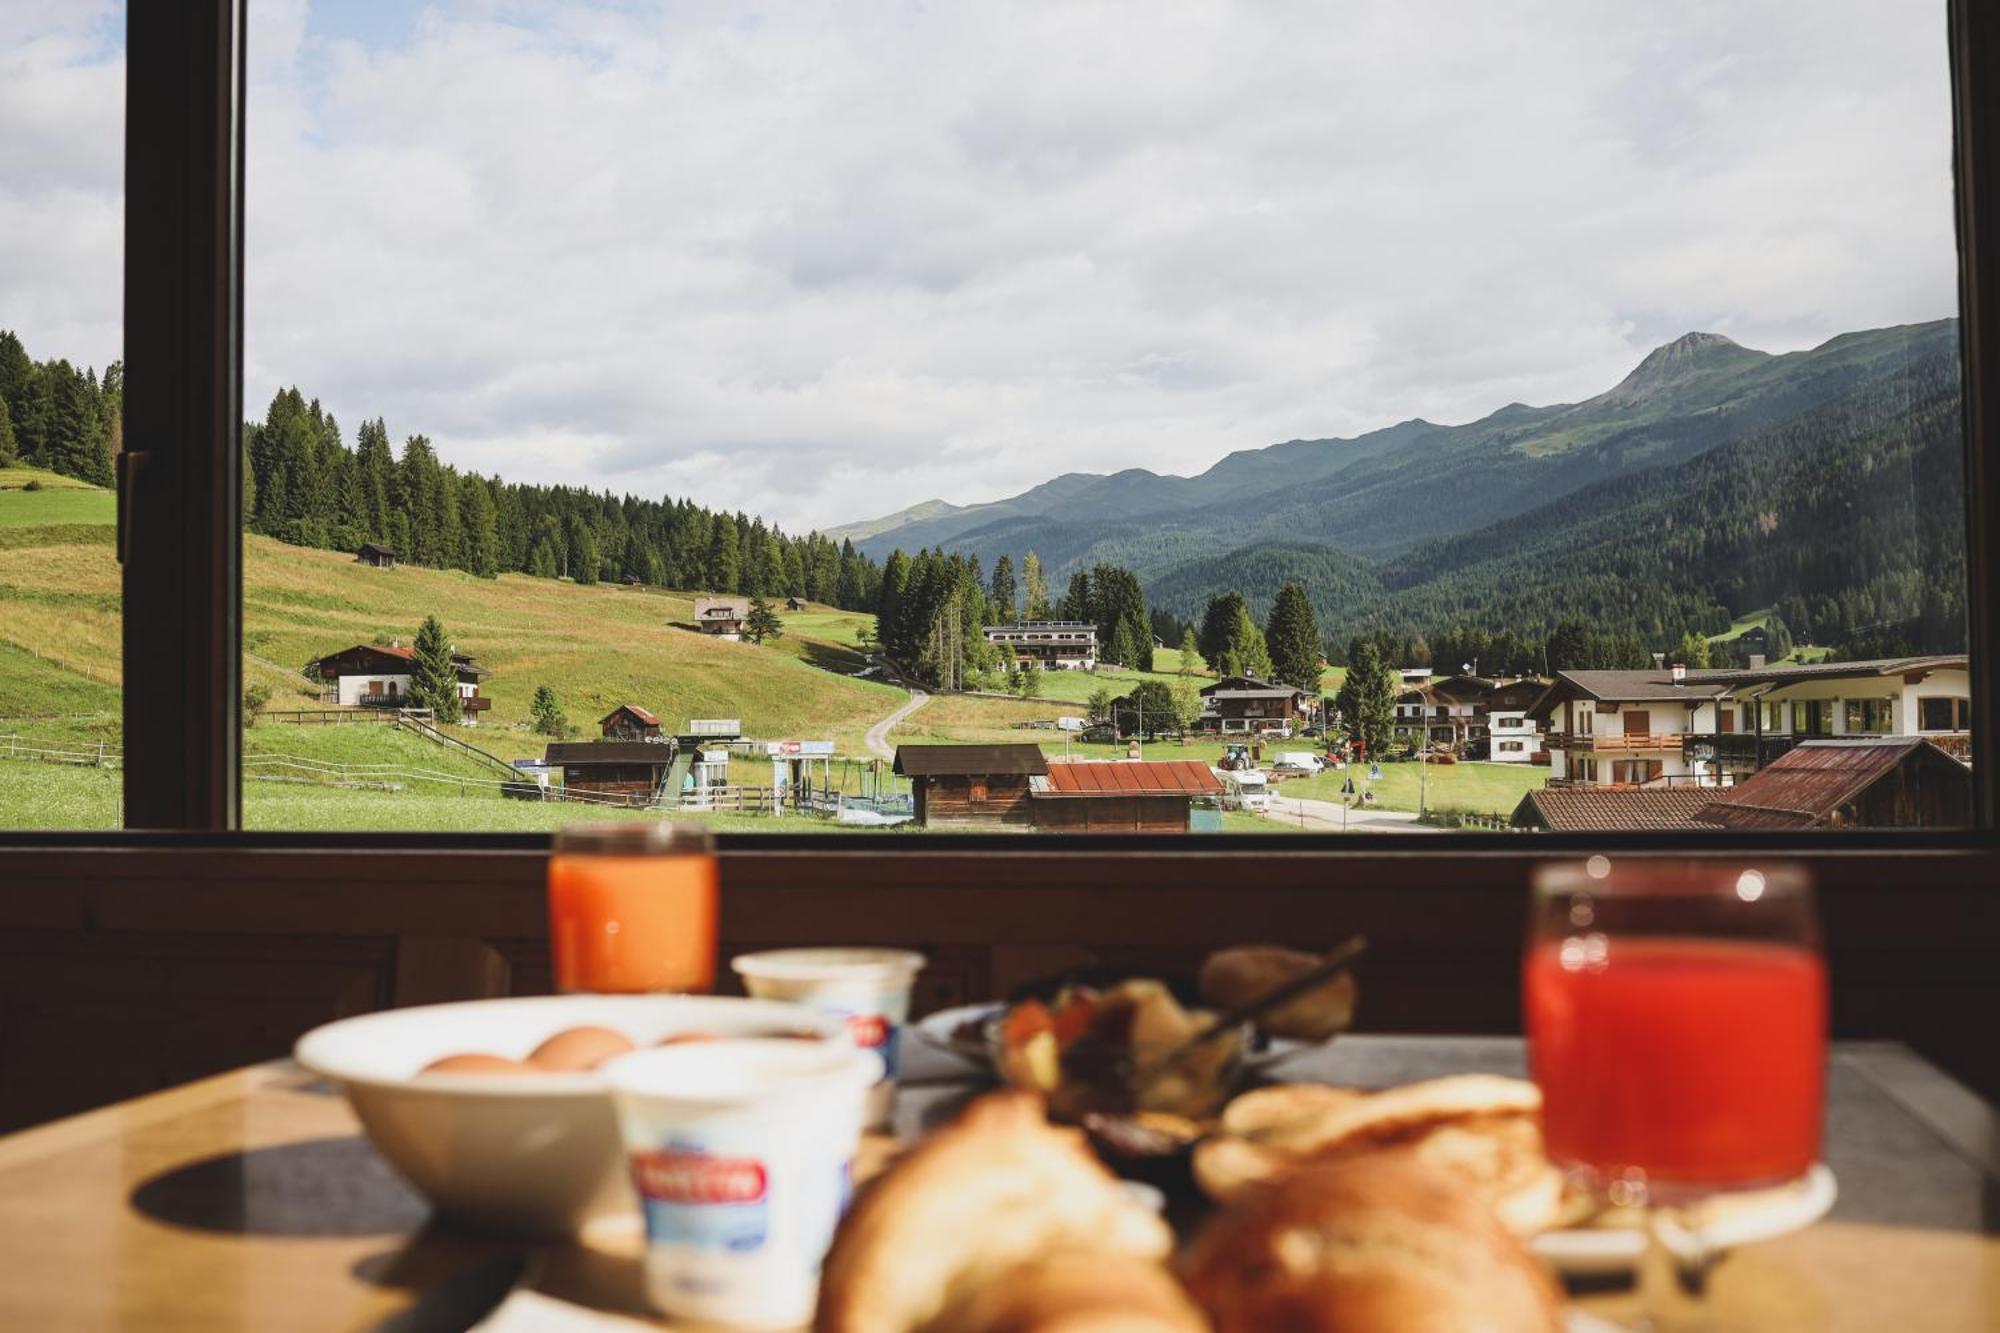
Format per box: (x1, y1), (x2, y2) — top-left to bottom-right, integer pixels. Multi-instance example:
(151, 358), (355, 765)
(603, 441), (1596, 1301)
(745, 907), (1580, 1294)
(259, 709), (409, 726)
(0, 735), (122, 769)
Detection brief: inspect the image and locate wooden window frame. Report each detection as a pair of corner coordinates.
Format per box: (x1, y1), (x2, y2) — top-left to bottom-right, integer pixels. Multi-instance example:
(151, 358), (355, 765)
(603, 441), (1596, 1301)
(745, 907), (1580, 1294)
(0, 5), (1992, 944)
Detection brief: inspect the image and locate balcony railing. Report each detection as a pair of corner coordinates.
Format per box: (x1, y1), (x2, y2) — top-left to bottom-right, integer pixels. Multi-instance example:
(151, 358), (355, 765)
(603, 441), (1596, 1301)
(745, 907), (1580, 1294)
(1560, 732), (1680, 752)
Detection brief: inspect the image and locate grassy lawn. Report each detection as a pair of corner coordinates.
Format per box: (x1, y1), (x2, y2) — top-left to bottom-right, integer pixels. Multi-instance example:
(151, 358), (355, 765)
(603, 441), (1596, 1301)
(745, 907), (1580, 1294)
(1278, 758), (1545, 817)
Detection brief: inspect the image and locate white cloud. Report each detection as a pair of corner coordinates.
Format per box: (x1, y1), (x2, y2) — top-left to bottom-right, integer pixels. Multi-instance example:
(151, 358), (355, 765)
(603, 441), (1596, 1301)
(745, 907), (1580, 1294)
(1, 1), (1959, 532)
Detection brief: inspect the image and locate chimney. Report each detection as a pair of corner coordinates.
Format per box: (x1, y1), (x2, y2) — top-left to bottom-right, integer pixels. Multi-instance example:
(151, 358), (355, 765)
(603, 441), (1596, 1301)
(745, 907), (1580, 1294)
(1672, 663), (1686, 685)
(1748, 653), (1767, 670)
(1652, 652), (1666, 670)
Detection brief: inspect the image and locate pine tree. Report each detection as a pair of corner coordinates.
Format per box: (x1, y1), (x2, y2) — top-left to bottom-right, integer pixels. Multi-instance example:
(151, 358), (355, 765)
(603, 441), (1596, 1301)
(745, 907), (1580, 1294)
(462, 477), (501, 577)
(707, 514), (740, 591)
(1334, 641), (1396, 758)
(744, 596), (785, 644)
(1265, 581), (1323, 693)
(1017, 658), (1042, 698)
(530, 684), (567, 737)
(1177, 627), (1200, 676)
(1059, 570), (1093, 622)
(989, 555), (1017, 620)
(0, 397), (15, 467)
(411, 615), (462, 723)
(568, 514), (600, 585)
(1022, 551), (1051, 619)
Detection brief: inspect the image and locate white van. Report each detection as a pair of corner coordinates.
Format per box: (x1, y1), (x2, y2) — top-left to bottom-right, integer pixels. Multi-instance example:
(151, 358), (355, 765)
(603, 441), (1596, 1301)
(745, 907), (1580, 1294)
(1271, 751), (1325, 775)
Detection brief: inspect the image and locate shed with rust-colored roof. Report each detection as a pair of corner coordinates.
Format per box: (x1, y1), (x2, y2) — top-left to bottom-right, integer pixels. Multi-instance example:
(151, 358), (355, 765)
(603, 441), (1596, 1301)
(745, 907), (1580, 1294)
(1031, 760), (1223, 834)
(1511, 787), (1716, 832)
(1692, 738), (1971, 831)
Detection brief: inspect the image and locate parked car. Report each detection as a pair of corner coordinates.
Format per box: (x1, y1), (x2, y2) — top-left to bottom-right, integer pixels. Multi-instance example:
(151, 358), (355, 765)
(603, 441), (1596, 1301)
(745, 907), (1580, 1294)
(1270, 751), (1326, 775)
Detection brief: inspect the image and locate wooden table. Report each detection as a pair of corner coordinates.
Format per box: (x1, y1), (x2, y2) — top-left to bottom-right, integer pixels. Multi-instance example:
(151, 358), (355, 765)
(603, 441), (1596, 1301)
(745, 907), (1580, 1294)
(1, 1036), (1996, 1331)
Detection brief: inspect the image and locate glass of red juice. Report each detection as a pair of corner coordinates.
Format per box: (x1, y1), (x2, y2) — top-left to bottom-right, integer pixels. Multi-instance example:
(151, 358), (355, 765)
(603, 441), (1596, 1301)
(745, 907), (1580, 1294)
(549, 822), (718, 994)
(1526, 858), (1825, 1322)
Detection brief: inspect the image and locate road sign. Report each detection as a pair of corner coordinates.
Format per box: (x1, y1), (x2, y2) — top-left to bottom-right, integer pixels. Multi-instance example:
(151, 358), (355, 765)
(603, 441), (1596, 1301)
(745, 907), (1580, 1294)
(1368, 764), (1383, 780)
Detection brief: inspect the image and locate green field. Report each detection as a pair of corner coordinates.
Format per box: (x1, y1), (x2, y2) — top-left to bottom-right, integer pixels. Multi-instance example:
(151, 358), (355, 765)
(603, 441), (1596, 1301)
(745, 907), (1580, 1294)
(1276, 757), (1545, 818)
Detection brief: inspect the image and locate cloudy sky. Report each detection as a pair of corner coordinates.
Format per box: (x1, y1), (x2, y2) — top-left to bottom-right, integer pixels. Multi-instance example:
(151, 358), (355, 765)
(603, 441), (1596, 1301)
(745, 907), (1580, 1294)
(1, 1), (1960, 532)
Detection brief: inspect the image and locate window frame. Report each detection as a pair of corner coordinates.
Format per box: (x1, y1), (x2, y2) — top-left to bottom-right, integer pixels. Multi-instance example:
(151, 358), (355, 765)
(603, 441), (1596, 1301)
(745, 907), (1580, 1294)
(0, 0), (1988, 852)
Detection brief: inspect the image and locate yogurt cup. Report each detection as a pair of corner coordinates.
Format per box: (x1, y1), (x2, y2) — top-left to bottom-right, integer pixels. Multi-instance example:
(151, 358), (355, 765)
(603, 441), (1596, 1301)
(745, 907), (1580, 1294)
(601, 1038), (882, 1329)
(730, 948), (926, 1129)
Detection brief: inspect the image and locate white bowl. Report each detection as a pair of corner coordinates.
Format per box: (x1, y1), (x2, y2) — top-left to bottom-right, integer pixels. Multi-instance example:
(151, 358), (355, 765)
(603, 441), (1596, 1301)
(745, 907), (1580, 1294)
(294, 994), (849, 1236)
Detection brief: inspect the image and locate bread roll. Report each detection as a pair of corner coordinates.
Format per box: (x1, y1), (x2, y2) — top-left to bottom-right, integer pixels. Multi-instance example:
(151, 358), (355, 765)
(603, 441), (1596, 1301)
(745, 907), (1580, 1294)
(1198, 946), (1357, 1042)
(815, 1091), (1178, 1333)
(929, 1252), (1208, 1333)
(1181, 1152), (1564, 1333)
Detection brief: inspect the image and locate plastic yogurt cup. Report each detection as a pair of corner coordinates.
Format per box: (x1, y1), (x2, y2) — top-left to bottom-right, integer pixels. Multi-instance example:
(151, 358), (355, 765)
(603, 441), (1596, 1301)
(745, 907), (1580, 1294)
(601, 1038), (882, 1330)
(730, 948), (926, 1130)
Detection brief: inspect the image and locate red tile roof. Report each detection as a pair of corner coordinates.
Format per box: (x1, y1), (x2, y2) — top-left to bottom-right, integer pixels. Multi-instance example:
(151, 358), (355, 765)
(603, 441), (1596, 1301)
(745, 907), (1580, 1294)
(1511, 787), (1716, 831)
(603, 703), (659, 725)
(1040, 760), (1222, 796)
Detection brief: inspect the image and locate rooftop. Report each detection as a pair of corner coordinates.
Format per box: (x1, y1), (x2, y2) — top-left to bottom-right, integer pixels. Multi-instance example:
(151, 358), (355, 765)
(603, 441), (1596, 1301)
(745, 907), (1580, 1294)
(1036, 760), (1222, 797)
(544, 740), (676, 765)
(1512, 786), (1717, 831)
(893, 743), (1050, 777)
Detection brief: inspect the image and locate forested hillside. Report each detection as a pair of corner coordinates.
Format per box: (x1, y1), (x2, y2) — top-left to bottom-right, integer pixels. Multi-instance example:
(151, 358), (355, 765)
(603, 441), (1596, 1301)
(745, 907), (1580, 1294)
(0, 332), (119, 487)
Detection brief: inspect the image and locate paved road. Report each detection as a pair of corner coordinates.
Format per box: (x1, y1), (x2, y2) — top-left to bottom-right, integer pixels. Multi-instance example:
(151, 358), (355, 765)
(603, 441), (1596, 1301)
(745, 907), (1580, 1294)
(865, 690), (931, 760)
(1261, 792), (1440, 833)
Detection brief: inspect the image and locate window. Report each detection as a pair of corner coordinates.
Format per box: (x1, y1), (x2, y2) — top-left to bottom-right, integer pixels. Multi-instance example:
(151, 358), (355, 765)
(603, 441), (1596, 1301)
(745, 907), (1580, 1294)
(1846, 697), (1896, 734)
(1920, 697), (1971, 732)
(1, 3), (1984, 840)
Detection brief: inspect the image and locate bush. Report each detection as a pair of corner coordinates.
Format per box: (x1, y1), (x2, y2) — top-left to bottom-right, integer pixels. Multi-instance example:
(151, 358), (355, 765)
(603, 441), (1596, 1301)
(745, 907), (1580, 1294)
(21, 480), (42, 492)
(243, 683), (272, 726)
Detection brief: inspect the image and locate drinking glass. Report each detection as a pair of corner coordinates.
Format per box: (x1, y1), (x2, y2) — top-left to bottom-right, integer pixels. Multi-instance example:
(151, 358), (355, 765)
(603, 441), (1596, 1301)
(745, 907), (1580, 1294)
(1525, 857), (1825, 1328)
(548, 822), (718, 993)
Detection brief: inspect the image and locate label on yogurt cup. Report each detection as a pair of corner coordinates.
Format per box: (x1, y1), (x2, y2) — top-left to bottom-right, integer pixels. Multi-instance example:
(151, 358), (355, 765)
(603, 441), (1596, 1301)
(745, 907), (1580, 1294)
(840, 1008), (900, 1080)
(630, 1147), (770, 1253)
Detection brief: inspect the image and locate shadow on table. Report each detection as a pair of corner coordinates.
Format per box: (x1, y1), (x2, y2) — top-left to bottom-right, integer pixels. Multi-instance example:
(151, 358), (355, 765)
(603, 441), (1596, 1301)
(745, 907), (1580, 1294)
(131, 1134), (428, 1237)
(355, 1240), (529, 1333)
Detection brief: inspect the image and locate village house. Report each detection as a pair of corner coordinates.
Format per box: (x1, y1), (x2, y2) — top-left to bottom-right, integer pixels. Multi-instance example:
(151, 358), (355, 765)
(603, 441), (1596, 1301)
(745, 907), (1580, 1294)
(354, 542), (397, 569)
(1531, 654), (1972, 790)
(1511, 786), (1716, 832)
(1392, 674), (1496, 752)
(1482, 679), (1546, 763)
(692, 597), (751, 640)
(599, 704), (663, 742)
(305, 643), (492, 723)
(543, 740), (680, 807)
(1691, 738), (1973, 831)
(1199, 675), (1314, 733)
(893, 743), (1048, 829)
(982, 622), (1098, 670)
(1029, 759), (1224, 833)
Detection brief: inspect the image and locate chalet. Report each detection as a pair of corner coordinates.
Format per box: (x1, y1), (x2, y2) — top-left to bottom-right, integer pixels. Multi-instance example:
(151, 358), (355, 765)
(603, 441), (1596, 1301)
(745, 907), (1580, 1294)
(983, 622), (1098, 671)
(1482, 679), (1546, 764)
(1200, 676), (1312, 733)
(600, 704), (663, 742)
(1030, 760), (1223, 833)
(693, 597), (751, 640)
(1691, 738), (1972, 831)
(1530, 655), (1972, 790)
(1511, 787), (1716, 832)
(305, 643), (492, 723)
(544, 740), (679, 807)
(1530, 667), (1737, 788)
(355, 543), (397, 569)
(1393, 674), (1496, 752)
(893, 743), (1048, 829)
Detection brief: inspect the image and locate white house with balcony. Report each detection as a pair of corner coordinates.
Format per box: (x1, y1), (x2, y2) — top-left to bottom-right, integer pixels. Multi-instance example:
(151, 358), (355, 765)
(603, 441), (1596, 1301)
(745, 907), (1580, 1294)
(1529, 655), (1971, 789)
(983, 621), (1098, 670)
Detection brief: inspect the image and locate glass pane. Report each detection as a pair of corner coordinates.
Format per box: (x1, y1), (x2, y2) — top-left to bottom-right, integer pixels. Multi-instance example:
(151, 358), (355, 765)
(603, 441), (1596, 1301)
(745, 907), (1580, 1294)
(0, 5), (126, 830)
(240, 2), (1971, 835)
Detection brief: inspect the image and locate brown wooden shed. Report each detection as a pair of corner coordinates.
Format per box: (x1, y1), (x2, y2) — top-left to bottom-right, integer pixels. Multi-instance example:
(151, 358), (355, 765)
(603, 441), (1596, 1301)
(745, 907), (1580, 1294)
(600, 704), (662, 741)
(893, 744), (1048, 829)
(545, 740), (677, 807)
(1692, 738), (1972, 831)
(1031, 760), (1222, 833)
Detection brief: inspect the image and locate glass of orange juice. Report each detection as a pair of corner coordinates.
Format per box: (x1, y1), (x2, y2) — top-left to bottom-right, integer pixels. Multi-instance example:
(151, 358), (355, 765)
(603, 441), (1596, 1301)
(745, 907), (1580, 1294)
(549, 822), (719, 993)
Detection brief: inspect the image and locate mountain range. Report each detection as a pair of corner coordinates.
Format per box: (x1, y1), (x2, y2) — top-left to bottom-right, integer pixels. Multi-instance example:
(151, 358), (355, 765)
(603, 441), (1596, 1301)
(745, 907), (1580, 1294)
(829, 318), (1965, 651)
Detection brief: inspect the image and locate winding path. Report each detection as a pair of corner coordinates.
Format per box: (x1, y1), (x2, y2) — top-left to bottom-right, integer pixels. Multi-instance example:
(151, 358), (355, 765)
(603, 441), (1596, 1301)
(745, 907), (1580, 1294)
(865, 689), (930, 760)
(1261, 792), (1439, 834)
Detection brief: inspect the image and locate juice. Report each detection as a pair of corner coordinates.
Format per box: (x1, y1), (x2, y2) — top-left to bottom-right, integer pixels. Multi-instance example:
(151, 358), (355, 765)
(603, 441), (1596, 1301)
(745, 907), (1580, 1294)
(549, 852), (718, 993)
(1525, 934), (1826, 1190)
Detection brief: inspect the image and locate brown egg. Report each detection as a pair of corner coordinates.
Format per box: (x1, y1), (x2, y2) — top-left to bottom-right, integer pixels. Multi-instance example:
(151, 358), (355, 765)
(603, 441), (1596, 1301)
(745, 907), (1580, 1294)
(420, 1052), (538, 1076)
(657, 1030), (722, 1046)
(527, 1025), (638, 1072)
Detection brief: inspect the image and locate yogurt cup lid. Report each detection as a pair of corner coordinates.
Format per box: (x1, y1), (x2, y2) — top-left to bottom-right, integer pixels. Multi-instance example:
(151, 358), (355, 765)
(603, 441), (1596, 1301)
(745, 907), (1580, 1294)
(601, 1038), (882, 1107)
(730, 947), (927, 984)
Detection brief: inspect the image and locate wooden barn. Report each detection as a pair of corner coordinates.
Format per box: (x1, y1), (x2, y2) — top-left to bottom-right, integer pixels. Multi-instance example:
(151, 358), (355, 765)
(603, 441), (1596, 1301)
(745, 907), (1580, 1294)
(786, 596), (806, 611)
(1030, 760), (1222, 833)
(1692, 738), (1972, 831)
(544, 741), (678, 807)
(355, 543), (397, 569)
(893, 744), (1048, 829)
(600, 704), (663, 741)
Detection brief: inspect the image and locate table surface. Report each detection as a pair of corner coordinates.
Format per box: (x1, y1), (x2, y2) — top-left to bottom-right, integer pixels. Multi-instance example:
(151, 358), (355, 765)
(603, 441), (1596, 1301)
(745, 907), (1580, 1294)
(1, 1035), (1996, 1332)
